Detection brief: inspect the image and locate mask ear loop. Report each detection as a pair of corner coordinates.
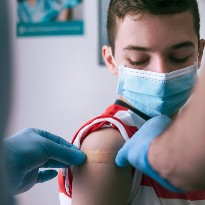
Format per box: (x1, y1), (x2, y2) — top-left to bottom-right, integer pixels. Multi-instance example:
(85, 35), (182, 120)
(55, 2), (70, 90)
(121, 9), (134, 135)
(109, 48), (124, 96)
(194, 61), (199, 69)
(193, 61), (199, 81)
(109, 47), (120, 69)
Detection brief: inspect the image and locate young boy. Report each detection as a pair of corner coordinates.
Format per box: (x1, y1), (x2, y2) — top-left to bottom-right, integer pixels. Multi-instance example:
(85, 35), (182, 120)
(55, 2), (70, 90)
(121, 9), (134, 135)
(58, 0), (205, 204)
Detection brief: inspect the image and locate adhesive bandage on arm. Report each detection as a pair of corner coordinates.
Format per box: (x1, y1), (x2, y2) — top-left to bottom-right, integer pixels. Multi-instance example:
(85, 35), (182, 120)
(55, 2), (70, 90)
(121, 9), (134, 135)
(81, 149), (118, 164)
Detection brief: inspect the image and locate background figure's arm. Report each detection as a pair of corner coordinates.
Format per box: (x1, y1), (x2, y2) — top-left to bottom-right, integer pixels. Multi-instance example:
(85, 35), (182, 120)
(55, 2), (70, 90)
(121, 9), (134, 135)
(72, 128), (132, 205)
(57, 9), (71, 21)
(149, 69), (205, 191)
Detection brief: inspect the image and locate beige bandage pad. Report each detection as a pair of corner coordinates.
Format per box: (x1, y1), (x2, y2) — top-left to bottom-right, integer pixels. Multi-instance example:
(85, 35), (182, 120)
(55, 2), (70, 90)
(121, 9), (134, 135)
(82, 149), (118, 164)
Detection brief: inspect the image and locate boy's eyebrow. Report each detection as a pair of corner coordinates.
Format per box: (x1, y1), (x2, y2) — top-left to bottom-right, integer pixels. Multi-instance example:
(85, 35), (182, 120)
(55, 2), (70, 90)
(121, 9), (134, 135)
(170, 41), (195, 49)
(123, 41), (195, 52)
(123, 45), (151, 52)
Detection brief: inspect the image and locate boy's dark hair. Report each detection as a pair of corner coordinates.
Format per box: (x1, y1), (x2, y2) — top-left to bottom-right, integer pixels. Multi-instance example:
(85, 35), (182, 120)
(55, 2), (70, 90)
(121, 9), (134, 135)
(107, 0), (200, 51)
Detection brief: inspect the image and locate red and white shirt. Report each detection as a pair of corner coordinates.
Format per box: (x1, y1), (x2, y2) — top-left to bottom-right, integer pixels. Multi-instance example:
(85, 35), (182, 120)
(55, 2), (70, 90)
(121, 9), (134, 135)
(58, 102), (205, 205)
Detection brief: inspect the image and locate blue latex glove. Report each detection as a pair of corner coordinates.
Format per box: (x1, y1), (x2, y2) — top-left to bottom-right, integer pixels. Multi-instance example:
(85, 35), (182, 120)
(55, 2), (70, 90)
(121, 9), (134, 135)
(3, 128), (86, 195)
(115, 115), (183, 193)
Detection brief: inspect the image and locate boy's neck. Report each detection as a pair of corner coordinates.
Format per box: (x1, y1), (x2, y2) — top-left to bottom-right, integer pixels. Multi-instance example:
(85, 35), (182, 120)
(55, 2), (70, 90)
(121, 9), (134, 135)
(118, 96), (179, 120)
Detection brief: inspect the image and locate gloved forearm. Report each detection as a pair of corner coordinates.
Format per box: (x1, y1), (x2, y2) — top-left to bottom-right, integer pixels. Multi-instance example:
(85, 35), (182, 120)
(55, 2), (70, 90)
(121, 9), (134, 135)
(115, 115), (183, 192)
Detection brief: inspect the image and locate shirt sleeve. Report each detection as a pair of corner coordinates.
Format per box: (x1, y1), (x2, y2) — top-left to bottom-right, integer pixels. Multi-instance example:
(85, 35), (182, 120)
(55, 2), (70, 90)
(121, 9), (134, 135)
(58, 114), (134, 201)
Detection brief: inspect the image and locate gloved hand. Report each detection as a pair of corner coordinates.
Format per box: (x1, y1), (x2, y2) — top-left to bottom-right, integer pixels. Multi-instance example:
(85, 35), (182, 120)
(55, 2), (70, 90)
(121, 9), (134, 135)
(3, 128), (86, 195)
(115, 115), (183, 193)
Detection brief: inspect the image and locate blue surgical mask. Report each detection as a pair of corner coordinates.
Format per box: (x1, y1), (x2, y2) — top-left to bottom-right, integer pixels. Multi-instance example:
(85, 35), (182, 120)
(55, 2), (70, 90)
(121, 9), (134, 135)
(111, 54), (197, 117)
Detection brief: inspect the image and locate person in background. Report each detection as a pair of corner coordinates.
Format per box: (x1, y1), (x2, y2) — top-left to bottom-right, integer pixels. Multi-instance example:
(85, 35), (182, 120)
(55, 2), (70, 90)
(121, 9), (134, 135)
(0, 1), (85, 205)
(58, 0), (205, 204)
(17, 0), (82, 23)
(0, 0), (14, 203)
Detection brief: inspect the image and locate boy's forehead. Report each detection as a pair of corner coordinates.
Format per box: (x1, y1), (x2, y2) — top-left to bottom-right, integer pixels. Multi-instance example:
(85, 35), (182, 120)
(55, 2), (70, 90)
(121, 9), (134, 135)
(117, 10), (195, 28)
(115, 11), (197, 48)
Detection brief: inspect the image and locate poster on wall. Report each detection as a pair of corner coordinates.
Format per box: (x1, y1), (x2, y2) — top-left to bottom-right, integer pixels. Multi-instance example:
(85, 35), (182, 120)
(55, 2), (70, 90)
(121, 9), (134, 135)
(17, 0), (84, 37)
(99, 0), (110, 65)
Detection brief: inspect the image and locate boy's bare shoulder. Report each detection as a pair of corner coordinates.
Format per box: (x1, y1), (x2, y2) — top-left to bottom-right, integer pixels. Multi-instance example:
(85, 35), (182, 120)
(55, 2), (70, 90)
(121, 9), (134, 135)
(81, 128), (125, 151)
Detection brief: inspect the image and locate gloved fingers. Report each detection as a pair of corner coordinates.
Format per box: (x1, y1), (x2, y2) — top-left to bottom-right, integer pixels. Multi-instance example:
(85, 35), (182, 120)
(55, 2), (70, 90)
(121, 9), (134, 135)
(115, 148), (130, 167)
(37, 129), (87, 164)
(35, 129), (86, 165)
(35, 129), (75, 149)
(41, 160), (70, 168)
(48, 146), (86, 165)
(36, 170), (58, 184)
(19, 129), (86, 169)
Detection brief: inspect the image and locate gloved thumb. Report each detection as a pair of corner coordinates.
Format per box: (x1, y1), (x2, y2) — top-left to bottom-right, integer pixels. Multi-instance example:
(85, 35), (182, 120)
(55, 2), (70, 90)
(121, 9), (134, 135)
(37, 170), (58, 183)
(115, 148), (130, 167)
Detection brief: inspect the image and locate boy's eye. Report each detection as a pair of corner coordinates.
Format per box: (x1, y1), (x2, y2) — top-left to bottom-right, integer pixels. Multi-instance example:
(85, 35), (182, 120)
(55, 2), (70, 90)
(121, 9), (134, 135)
(129, 59), (148, 66)
(170, 56), (190, 63)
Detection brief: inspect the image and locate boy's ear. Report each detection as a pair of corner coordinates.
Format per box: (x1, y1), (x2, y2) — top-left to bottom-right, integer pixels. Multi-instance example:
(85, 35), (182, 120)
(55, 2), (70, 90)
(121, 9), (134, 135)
(198, 39), (205, 68)
(102, 45), (118, 75)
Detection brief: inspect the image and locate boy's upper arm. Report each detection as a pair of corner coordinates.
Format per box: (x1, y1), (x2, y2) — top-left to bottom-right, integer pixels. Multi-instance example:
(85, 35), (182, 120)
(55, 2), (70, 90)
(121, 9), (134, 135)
(81, 128), (126, 150)
(72, 128), (132, 205)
